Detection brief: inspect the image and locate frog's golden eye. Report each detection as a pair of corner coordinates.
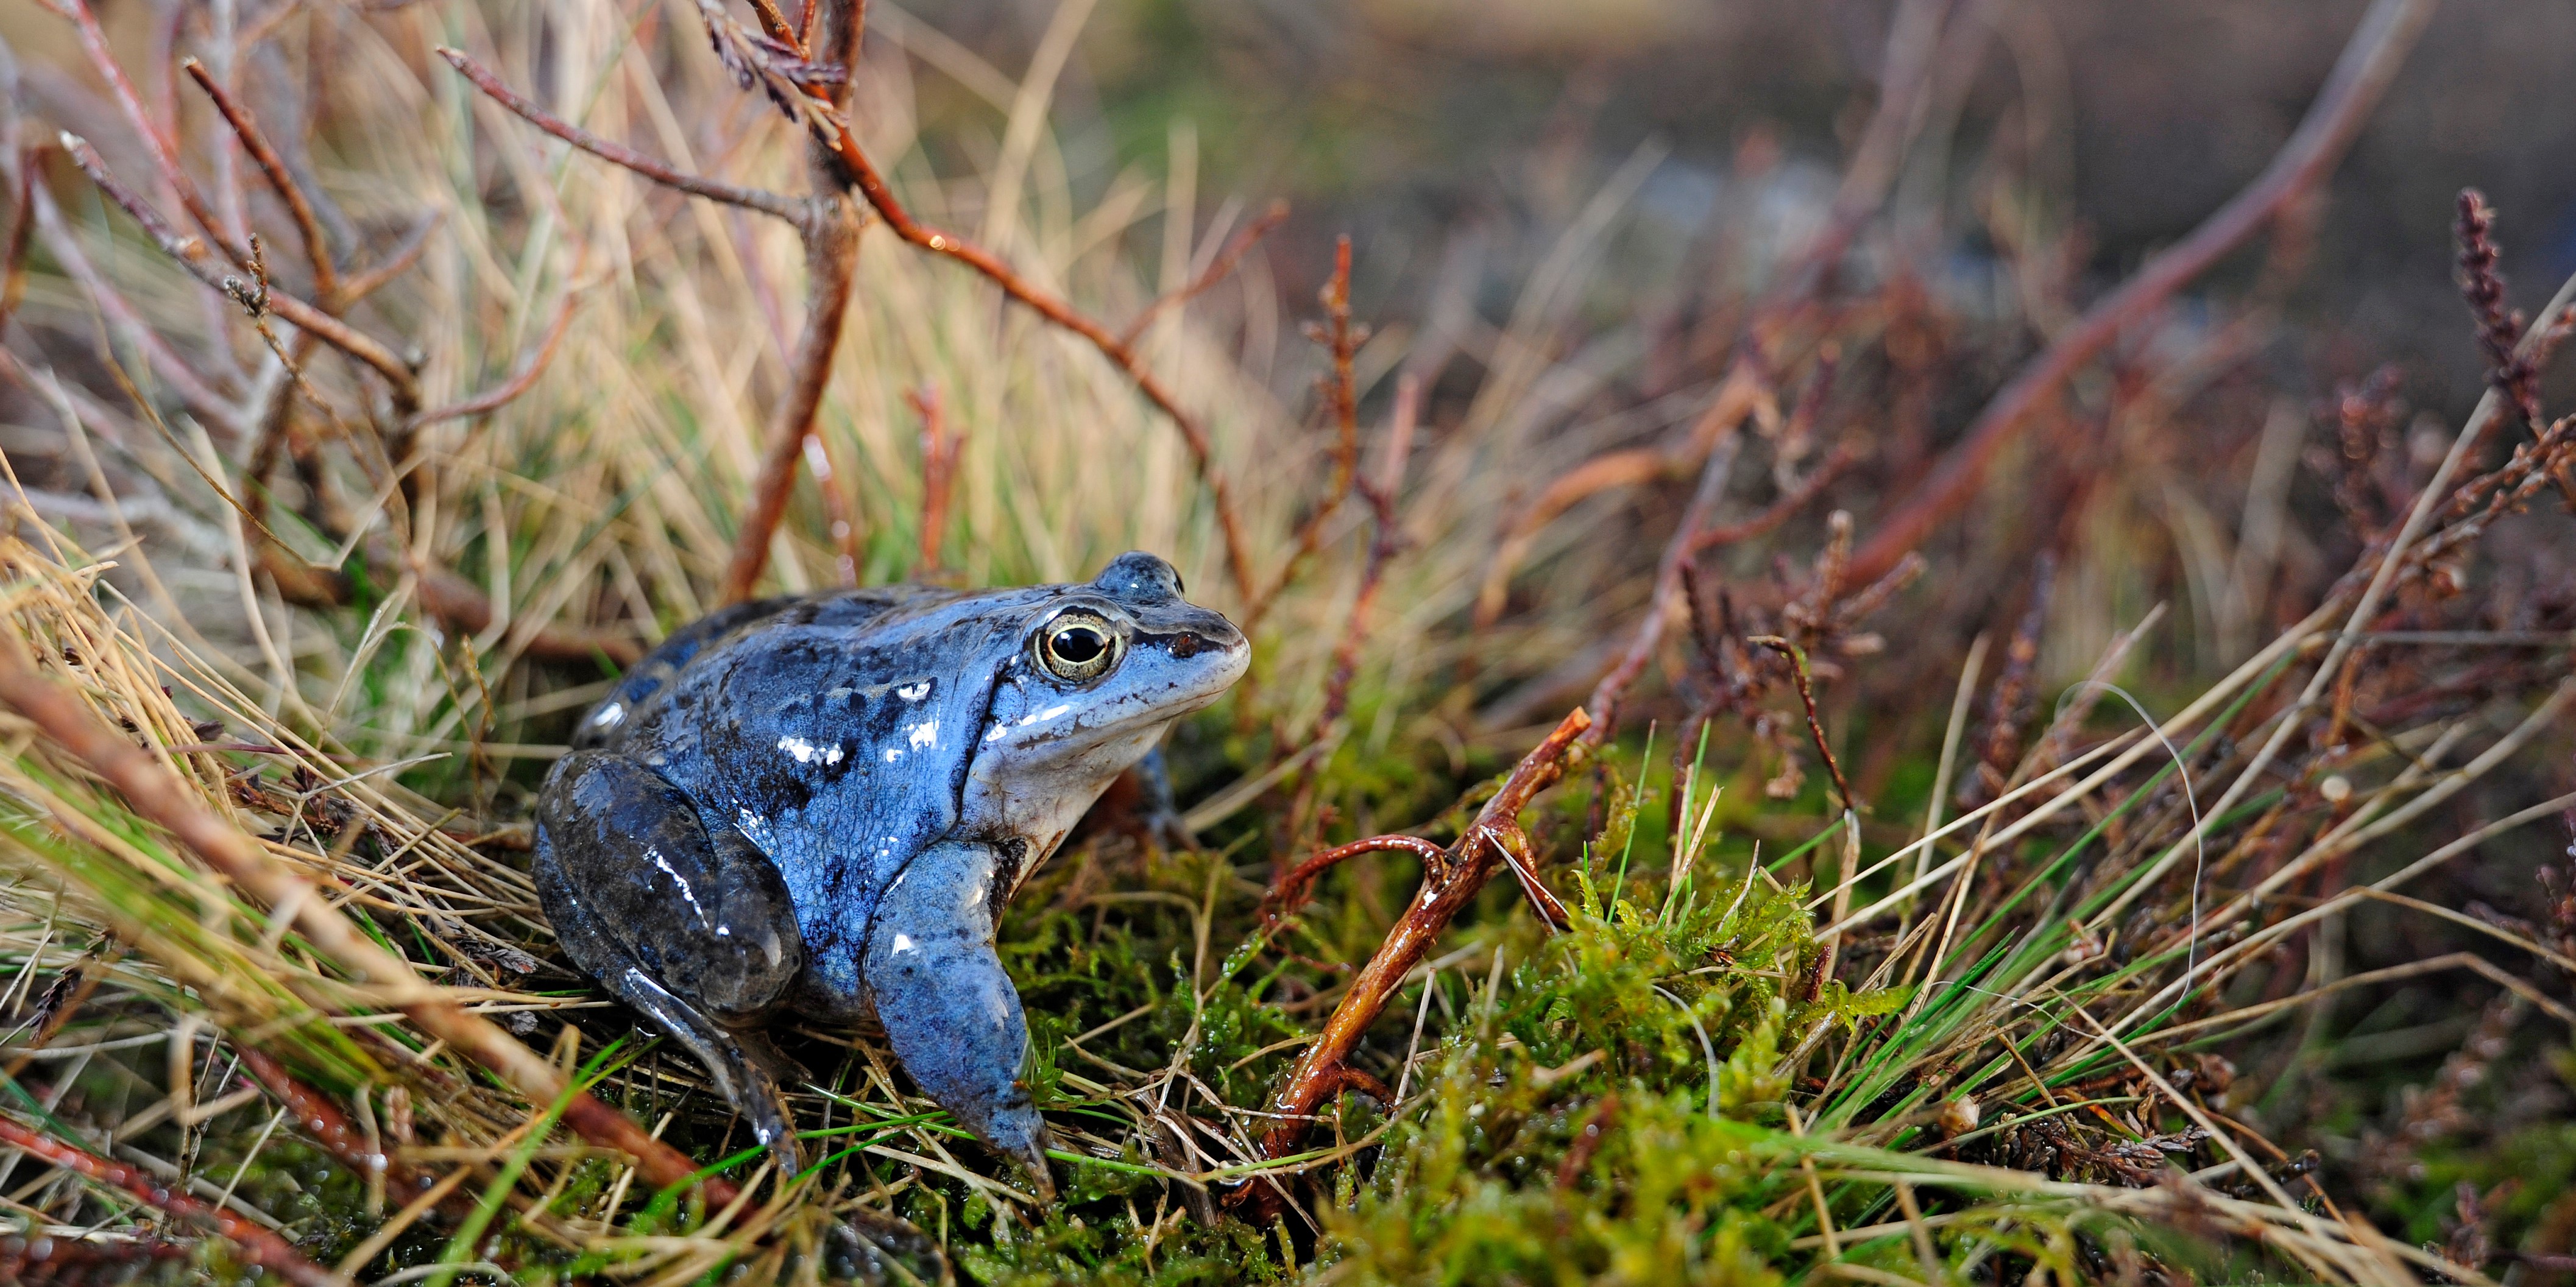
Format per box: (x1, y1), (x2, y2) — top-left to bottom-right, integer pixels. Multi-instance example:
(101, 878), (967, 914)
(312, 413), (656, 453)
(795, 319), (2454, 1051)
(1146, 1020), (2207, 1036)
(1036, 611), (1122, 682)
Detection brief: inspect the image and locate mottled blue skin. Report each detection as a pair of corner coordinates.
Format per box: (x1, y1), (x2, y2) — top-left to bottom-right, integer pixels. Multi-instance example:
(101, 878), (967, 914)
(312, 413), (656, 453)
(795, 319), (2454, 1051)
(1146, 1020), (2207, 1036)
(533, 553), (1245, 1195)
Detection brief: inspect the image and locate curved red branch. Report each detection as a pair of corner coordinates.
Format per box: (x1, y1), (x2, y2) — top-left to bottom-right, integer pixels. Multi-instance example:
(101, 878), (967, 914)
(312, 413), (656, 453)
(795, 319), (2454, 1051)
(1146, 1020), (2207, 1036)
(1842, 0), (2436, 588)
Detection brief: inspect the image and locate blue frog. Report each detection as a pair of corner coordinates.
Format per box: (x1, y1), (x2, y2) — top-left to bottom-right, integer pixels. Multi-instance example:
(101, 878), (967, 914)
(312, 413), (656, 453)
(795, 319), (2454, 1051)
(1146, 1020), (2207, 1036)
(533, 552), (1247, 1196)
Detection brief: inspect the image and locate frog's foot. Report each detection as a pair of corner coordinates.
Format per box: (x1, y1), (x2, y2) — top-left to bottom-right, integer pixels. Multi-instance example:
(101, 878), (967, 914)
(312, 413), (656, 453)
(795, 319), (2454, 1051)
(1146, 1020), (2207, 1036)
(613, 968), (809, 1173)
(536, 751), (810, 1172)
(862, 839), (1056, 1199)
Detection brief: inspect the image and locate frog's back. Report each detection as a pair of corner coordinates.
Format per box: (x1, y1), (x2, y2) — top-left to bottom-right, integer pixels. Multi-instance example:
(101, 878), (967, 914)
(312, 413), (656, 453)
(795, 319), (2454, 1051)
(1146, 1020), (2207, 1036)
(565, 582), (1056, 1001)
(572, 586), (947, 751)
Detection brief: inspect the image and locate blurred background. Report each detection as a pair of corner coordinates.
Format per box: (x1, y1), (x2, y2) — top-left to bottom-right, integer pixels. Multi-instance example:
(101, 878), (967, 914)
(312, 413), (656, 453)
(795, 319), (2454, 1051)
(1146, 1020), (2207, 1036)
(921, 0), (2576, 407)
(2, 0), (2575, 1277)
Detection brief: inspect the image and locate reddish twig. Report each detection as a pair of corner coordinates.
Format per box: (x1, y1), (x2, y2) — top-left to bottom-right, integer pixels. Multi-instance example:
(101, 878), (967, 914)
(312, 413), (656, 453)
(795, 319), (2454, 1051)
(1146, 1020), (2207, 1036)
(1477, 366), (1763, 630)
(710, 0), (866, 604)
(1264, 834), (1451, 922)
(235, 1048), (469, 1221)
(456, 7), (1260, 602)
(0, 1115), (339, 1287)
(0, 641), (727, 1207)
(1254, 707), (1592, 1171)
(336, 214), (441, 306)
(406, 285), (582, 429)
(1687, 446), (1859, 554)
(55, 0), (248, 269)
(2455, 190), (2543, 431)
(798, 93), (1260, 602)
(1843, 0), (2436, 588)
(1117, 198), (1290, 347)
(1580, 391), (1751, 742)
(1247, 236), (1366, 629)
(438, 49), (802, 224)
(181, 58), (339, 309)
(909, 385), (961, 577)
(58, 135), (417, 405)
(1467, 0), (1941, 630)
(1749, 636), (1853, 815)
(1312, 373), (1418, 735)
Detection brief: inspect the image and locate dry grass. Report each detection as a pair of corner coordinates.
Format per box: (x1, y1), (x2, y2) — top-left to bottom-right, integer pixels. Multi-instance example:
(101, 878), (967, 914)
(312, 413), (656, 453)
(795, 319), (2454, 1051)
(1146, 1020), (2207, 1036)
(0, 0), (2571, 1283)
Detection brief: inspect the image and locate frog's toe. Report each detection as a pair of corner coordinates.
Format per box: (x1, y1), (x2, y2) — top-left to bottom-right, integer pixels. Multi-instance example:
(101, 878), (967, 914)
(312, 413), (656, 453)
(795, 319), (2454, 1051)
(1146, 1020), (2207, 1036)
(863, 840), (1058, 1199)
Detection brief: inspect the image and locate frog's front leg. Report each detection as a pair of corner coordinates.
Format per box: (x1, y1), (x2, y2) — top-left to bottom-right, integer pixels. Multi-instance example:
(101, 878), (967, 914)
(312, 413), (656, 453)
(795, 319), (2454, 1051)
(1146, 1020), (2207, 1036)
(534, 752), (810, 1170)
(863, 839), (1055, 1197)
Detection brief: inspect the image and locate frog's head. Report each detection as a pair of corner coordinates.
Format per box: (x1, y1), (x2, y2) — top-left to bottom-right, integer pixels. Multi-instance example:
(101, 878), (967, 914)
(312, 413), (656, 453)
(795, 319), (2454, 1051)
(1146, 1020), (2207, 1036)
(968, 552), (1247, 808)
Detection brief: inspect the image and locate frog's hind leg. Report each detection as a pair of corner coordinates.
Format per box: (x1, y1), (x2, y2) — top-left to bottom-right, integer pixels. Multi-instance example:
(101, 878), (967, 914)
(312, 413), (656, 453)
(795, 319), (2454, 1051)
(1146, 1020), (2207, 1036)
(862, 839), (1055, 1197)
(534, 751), (810, 1171)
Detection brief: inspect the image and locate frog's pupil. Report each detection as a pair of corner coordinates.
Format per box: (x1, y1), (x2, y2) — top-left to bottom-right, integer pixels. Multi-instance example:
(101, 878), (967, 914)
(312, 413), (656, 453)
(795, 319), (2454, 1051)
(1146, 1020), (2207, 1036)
(1053, 627), (1105, 663)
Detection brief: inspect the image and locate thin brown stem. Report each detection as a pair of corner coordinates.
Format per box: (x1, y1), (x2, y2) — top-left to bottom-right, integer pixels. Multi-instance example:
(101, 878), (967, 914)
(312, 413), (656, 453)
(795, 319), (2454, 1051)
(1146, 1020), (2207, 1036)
(1118, 198), (1290, 347)
(0, 1115), (340, 1287)
(908, 385), (960, 577)
(812, 102), (1259, 601)
(1581, 391), (1750, 743)
(181, 58), (339, 309)
(1750, 635), (1855, 815)
(1843, 0), (2436, 588)
(406, 285), (582, 429)
(1252, 706), (1592, 1179)
(336, 213), (441, 306)
(1477, 365), (1762, 630)
(60, 135), (417, 405)
(26, 170), (246, 434)
(715, 0), (865, 604)
(1687, 446), (1858, 554)
(1311, 373), (1417, 739)
(439, 49), (803, 224)
(1263, 834), (1451, 921)
(1249, 234), (1365, 630)
(235, 1048), (469, 1222)
(57, 0), (249, 269)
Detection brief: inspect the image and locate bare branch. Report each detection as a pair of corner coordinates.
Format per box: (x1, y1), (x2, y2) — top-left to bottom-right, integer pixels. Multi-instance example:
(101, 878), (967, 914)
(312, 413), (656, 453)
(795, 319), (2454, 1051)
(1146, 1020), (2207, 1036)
(1844, 0), (2437, 587)
(1688, 446), (1857, 554)
(808, 102), (1260, 601)
(1476, 368), (1763, 629)
(55, 0), (248, 267)
(1314, 373), (1417, 739)
(60, 134), (418, 403)
(405, 284), (582, 429)
(1251, 706), (1593, 1182)
(1247, 234), (1364, 629)
(439, 49), (804, 224)
(715, 0), (866, 603)
(0, 1116), (338, 1287)
(1262, 833), (1449, 922)
(181, 58), (340, 308)
(336, 213), (440, 305)
(1118, 197), (1290, 347)
(1581, 392), (1751, 742)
